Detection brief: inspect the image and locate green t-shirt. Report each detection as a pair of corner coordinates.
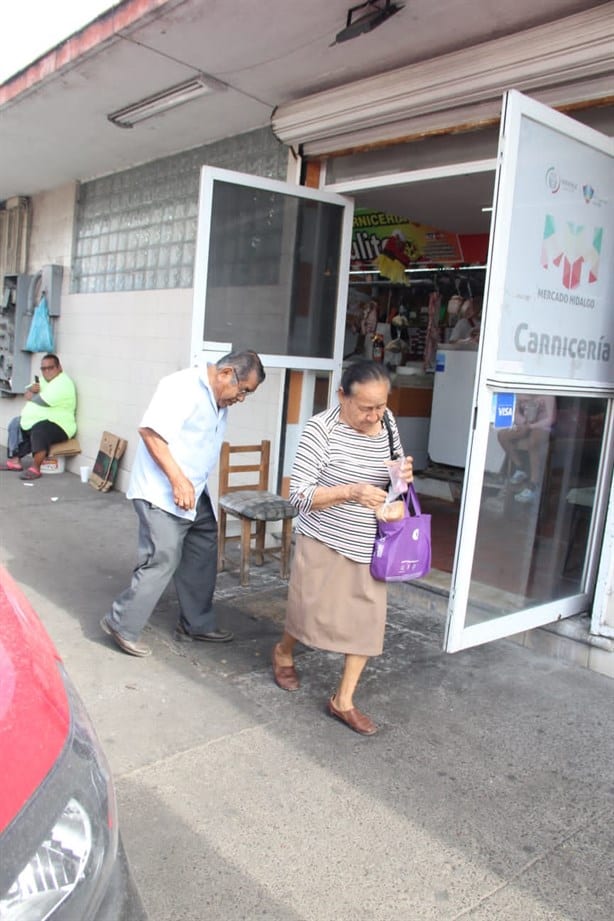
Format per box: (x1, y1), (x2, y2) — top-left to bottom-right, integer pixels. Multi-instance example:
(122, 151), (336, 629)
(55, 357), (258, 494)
(20, 372), (77, 438)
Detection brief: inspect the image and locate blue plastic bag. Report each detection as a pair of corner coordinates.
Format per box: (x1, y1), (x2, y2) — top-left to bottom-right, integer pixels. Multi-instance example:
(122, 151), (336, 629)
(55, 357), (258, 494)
(25, 295), (55, 353)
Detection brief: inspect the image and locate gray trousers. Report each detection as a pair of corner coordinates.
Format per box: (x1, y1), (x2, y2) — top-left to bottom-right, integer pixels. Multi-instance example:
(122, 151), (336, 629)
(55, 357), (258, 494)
(7, 416), (21, 456)
(109, 490), (219, 641)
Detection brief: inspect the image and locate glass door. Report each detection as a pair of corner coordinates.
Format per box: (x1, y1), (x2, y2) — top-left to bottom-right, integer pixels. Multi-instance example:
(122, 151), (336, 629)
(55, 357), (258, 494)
(191, 167), (354, 378)
(445, 91), (614, 652)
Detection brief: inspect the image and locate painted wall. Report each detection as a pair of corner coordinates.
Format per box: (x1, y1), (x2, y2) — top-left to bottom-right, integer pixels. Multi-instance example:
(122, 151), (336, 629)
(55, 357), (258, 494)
(0, 128), (291, 496)
(28, 182), (77, 273)
(1, 202), (286, 496)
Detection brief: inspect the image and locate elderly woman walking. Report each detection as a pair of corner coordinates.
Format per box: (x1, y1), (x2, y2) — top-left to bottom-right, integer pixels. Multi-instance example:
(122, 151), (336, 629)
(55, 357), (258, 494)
(272, 360), (413, 735)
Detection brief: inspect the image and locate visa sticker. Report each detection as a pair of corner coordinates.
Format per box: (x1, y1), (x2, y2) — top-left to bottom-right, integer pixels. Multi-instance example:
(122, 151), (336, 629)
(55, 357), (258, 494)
(493, 392), (516, 429)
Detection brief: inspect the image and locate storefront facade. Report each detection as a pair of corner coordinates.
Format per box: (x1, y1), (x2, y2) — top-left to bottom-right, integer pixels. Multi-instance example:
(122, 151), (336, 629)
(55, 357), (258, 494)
(263, 16), (614, 668)
(1, 4), (612, 674)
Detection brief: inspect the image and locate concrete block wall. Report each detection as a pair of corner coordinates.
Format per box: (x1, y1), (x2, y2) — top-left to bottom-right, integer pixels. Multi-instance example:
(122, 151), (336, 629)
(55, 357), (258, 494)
(0, 128), (292, 496)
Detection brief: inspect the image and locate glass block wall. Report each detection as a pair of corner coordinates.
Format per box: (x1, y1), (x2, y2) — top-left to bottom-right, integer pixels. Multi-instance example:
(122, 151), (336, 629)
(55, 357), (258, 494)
(72, 127), (289, 293)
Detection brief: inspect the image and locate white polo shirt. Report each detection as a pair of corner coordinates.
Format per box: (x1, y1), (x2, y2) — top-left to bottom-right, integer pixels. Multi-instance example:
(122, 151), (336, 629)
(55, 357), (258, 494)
(127, 366), (227, 520)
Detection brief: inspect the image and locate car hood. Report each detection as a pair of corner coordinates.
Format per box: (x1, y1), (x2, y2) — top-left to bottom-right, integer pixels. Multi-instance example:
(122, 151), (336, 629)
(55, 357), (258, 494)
(0, 567), (69, 833)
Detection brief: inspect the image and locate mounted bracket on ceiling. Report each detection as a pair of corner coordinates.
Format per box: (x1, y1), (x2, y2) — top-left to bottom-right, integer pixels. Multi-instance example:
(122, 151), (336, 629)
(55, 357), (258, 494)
(333, 0), (404, 44)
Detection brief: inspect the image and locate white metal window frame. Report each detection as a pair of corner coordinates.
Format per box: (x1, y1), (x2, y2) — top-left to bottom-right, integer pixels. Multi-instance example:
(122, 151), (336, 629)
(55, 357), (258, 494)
(190, 166), (354, 375)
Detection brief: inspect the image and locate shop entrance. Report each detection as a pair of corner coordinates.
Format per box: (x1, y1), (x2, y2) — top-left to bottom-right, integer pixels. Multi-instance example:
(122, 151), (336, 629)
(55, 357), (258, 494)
(333, 171), (609, 613)
(191, 93), (613, 654)
(323, 91), (613, 652)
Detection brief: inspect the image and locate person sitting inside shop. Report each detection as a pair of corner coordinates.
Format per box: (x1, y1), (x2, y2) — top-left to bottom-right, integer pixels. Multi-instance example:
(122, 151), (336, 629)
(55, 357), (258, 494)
(449, 298), (481, 344)
(352, 299), (379, 358)
(1, 354), (77, 481)
(497, 394), (556, 504)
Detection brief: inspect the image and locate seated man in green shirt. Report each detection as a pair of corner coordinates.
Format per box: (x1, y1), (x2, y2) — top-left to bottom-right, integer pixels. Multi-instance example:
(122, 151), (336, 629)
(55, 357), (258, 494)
(1, 354), (77, 481)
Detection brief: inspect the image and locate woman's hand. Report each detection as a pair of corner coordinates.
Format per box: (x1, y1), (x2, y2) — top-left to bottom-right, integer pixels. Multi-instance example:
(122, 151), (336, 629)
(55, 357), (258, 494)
(348, 483), (389, 509)
(400, 455), (414, 484)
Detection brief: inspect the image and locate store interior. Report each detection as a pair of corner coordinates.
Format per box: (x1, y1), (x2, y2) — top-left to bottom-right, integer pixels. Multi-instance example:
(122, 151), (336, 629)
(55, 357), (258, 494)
(336, 176), (607, 614)
(342, 173), (491, 473)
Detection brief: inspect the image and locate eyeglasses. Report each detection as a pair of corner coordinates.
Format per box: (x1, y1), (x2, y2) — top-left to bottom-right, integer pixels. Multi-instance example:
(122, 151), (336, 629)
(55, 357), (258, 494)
(231, 369), (254, 397)
(40, 364), (57, 371)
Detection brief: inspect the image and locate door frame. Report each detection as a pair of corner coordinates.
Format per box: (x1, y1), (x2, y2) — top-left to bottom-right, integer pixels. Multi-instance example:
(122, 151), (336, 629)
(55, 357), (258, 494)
(190, 166), (355, 379)
(319, 91), (614, 652)
(444, 90), (614, 651)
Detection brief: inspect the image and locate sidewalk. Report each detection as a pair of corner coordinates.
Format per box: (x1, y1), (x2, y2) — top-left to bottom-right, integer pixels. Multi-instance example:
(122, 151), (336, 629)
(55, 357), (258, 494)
(1, 468), (613, 921)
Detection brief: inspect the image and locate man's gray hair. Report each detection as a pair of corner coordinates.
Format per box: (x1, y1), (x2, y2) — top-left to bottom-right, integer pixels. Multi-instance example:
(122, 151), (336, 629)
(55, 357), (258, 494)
(216, 350), (265, 384)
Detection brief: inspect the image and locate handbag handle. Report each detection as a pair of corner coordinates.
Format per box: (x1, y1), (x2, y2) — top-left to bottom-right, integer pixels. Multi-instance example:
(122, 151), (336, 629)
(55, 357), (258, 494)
(383, 410), (416, 506)
(382, 411), (401, 459)
(405, 482), (422, 517)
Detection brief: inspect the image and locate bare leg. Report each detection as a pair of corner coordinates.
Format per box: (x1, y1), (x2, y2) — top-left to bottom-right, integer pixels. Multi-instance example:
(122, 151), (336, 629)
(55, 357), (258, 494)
(334, 654), (369, 710)
(272, 631), (300, 691)
(275, 630), (297, 665)
(497, 429), (526, 471)
(527, 430), (549, 485)
(31, 448), (47, 473)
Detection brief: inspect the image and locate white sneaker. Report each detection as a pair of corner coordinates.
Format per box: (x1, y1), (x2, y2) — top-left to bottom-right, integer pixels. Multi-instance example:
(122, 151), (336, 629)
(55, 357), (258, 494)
(509, 469), (527, 485)
(514, 487), (537, 503)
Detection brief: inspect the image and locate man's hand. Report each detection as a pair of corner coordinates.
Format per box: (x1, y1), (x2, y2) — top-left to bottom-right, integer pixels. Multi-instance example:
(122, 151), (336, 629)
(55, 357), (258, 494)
(170, 473), (195, 511)
(24, 383), (40, 401)
(138, 427), (195, 511)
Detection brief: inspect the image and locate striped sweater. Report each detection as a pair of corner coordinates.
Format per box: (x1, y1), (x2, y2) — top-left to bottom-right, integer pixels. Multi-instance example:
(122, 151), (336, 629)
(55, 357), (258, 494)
(290, 405), (403, 563)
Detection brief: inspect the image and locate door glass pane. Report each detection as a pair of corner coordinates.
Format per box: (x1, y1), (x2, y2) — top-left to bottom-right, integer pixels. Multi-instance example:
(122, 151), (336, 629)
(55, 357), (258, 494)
(466, 394), (607, 625)
(204, 181), (344, 357)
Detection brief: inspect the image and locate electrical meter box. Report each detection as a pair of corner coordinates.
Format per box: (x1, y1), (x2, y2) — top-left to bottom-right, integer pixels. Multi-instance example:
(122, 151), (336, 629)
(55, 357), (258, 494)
(42, 264), (63, 316)
(0, 274), (34, 395)
(0, 265), (63, 395)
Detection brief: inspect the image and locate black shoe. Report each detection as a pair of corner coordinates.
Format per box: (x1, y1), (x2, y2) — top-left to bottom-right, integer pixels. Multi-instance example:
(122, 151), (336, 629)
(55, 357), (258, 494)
(175, 622), (234, 643)
(100, 617), (151, 657)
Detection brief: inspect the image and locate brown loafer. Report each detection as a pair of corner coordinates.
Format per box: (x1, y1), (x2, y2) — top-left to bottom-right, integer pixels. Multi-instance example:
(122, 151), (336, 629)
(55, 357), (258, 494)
(100, 616), (151, 657)
(271, 644), (300, 691)
(327, 696), (378, 735)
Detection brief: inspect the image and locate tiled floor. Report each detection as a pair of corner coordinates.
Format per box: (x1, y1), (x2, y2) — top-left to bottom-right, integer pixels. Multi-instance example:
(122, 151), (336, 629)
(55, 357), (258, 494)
(423, 496), (457, 574)
(415, 492), (614, 679)
(420, 488), (585, 601)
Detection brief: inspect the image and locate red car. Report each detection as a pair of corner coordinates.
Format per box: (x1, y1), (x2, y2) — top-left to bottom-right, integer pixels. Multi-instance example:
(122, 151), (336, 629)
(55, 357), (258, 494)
(0, 565), (146, 920)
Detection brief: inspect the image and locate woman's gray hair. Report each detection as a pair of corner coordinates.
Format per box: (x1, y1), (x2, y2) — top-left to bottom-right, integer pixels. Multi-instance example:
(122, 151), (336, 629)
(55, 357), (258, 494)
(340, 359), (390, 395)
(216, 350), (266, 384)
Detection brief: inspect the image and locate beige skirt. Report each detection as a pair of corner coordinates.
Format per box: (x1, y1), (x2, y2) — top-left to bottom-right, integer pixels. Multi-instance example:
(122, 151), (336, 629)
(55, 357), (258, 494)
(285, 534), (387, 657)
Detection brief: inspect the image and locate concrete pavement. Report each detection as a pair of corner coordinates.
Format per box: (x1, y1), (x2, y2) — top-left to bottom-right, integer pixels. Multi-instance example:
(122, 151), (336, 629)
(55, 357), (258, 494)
(1, 468), (613, 921)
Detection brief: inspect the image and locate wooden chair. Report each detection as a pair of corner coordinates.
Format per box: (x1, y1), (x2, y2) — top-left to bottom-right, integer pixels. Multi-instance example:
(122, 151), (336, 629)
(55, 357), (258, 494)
(217, 440), (298, 586)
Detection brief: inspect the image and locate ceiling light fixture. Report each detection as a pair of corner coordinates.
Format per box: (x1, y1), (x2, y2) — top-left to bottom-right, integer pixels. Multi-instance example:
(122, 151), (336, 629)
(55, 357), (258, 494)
(107, 74), (226, 128)
(333, 0), (404, 44)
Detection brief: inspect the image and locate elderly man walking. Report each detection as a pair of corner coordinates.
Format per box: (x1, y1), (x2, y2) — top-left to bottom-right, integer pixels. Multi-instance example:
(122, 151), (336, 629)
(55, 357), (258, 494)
(101, 350), (266, 657)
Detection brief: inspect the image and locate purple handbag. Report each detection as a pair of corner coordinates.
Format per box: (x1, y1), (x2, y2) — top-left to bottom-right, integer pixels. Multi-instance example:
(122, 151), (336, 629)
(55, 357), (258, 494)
(370, 484), (432, 582)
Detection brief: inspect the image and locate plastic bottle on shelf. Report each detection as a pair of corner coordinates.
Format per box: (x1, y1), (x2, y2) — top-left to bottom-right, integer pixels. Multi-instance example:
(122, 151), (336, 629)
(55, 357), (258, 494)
(372, 334), (385, 362)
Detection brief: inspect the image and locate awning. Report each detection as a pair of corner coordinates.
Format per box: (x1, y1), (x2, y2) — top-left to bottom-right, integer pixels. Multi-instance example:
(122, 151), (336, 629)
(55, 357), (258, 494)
(272, 3), (614, 156)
